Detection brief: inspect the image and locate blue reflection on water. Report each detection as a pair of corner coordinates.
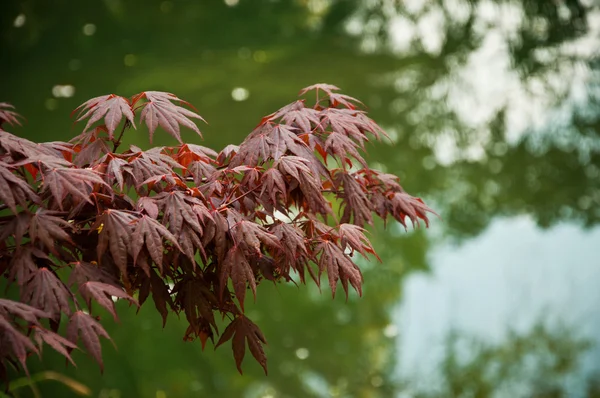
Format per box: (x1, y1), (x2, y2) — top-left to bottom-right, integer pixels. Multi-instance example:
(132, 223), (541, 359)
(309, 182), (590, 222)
(398, 216), (600, 395)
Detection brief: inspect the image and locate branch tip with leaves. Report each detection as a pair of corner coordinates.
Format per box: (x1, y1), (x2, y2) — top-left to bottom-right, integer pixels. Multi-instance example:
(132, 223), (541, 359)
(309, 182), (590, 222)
(0, 83), (434, 381)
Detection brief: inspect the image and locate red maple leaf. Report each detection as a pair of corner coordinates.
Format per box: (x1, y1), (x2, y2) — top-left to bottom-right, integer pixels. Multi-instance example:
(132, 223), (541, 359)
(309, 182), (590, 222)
(66, 311), (113, 372)
(33, 327), (78, 366)
(21, 267), (72, 321)
(79, 281), (138, 321)
(0, 316), (38, 375)
(338, 223), (379, 260)
(94, 210), (138, 275)
(0, 298), (49, 325)
(29, 210), (74, 255)
(216, 315), (268, 375)
(40, 167), (107, 210)
(219, 246), (256, 311)
(73, 94), (136, 138)
(0, 162), (40, 213)
(138, 91), (205, 143)
(68, 261), (122, 289)
(314, 240), (363, 299)
(299, 83), (341, 96)
(130, 215), (181, 271)
(0, 102), (24, 128)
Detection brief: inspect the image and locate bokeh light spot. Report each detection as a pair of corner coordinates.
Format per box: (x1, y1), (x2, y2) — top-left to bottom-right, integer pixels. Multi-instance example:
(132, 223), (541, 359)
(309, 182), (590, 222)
(231, 87), (249, 101)
(295, 347), (309, 360)
(83, 23), (96, 36)
(383, 324), (398, 338)
(13, 14), (26, 28)
(52, 85), (76, 98)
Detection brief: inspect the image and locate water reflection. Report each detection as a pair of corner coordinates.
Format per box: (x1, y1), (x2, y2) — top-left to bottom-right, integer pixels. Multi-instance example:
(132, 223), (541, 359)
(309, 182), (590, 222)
(399, 217), (600, 396)
(1, 0), (599, 396)
(404, 322), (596, 397)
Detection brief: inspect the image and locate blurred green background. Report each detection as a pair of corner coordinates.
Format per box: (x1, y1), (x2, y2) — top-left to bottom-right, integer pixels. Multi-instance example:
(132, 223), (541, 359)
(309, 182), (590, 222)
(2, 0), (600, 397)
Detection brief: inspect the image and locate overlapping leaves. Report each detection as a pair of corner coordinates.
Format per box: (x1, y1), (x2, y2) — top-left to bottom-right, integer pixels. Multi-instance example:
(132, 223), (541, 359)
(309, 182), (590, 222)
(0, 84), (434, 380)
(73, 91), (204, 145)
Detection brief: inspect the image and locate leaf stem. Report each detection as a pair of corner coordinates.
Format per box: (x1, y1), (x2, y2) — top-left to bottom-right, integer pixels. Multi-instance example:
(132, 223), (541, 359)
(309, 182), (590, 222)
(112, 121), (131, 153)
(217, 185), (261, 211)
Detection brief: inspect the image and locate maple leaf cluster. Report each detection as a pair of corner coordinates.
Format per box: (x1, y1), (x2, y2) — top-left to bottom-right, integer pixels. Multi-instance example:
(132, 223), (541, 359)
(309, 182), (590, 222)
(0, 84), (434, 381)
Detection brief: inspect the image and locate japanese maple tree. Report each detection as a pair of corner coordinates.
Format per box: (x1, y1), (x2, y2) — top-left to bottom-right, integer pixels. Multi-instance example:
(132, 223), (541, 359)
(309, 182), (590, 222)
(0, 84), (433, 381)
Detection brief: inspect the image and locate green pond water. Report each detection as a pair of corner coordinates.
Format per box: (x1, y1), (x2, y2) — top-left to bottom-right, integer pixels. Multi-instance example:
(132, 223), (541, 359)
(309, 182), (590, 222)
(2, 0), (600, 397)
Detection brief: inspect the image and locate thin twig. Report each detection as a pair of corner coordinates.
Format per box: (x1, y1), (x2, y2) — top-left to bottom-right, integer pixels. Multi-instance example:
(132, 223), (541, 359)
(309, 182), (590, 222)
(112, 120), (131, 153)
(217, 185), (261, 212)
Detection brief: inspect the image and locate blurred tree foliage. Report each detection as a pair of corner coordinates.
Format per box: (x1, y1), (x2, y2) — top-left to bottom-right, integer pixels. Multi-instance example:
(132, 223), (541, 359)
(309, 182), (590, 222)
(409, 322), (598, 398)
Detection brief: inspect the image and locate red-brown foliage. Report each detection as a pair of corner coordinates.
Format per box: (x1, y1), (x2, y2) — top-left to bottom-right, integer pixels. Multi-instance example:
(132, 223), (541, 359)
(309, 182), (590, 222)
(0, 84), (434, 380)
